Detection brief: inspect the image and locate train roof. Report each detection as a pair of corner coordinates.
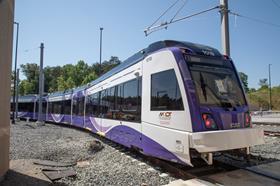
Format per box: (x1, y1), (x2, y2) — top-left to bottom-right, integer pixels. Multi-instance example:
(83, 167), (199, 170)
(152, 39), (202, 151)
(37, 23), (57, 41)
(147, 40), (222, 57)
(18, 40), (222, 100)
(87, 40), (221, 87)
(11, 94), (37, 103)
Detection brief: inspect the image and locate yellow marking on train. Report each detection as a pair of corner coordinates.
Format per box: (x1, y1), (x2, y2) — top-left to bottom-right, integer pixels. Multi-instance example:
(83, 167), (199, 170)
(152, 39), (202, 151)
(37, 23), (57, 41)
(97, 131), (105, 137)
(85, 127), (92, 131)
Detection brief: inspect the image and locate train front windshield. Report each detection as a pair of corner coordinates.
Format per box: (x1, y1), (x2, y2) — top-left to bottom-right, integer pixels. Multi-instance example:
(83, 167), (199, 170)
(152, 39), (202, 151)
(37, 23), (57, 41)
(189, 61), (246, 108)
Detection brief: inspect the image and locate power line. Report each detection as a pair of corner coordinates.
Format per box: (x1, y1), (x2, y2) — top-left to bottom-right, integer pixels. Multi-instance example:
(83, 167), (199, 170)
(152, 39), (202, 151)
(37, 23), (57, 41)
(148, 0), (181, 29)
(229, 11), (280, 28)
(271, 0), (280, 9)
(144, 5), (220, 36)
(170, 0), (188, 23)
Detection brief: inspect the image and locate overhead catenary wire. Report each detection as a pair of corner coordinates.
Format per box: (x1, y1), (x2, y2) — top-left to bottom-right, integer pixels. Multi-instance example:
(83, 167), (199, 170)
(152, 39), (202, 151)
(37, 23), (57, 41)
(170, 0), (188, 23)
(144, 5), (220, 36)
(229, 11), (280, 28)
(271, 0), (280, 9)
(148, 0), (181, 29)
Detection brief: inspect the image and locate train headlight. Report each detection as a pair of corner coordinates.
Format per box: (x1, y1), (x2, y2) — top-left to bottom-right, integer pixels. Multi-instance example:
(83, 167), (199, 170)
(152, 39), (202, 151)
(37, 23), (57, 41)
(202, 113), (217, 130)
(245, 112), (251, 128)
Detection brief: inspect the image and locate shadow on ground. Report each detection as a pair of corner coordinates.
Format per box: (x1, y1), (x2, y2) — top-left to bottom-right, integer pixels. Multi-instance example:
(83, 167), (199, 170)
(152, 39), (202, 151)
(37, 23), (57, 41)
(1, 170), (67, 186)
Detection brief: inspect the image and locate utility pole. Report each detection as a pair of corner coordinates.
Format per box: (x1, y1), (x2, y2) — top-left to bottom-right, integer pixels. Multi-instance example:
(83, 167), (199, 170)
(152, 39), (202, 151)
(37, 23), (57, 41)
(15, 68), (19, 120)
(99, 27), (103, 76)
(12, 21), (19, 124)
(269, 64), (272, 111)
(37, 43), (44, 124)
(220, 0), (230, 56)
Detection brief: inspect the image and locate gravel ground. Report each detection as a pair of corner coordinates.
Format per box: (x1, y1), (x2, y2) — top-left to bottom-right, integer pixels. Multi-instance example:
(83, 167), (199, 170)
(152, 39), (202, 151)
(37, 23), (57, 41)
(9, 121), (176, 185)
(8, 121), (280, 185)
(251, 124), (280, 160)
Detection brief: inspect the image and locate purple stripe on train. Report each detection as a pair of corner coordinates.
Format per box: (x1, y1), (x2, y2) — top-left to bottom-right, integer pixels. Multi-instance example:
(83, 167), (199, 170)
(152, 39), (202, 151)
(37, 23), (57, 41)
(51, 113), (64, 123)
(106, 125), (186, 165)
(18, 112), (35, 119)
(170, 47), (204, 132)
(84, 116), (112, 132)
(17, 112), (29, 118)
(47, 113), (72, 124)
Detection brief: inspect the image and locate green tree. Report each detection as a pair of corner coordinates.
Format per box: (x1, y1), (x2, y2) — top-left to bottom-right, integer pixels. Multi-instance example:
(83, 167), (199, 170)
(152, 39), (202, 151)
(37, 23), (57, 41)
(44, 66), (63, 93)
(238, 72), (249, 92)
(101, 56), (121, 75)
(82, 72), (98, 85)
(258, 78), (268, 89)
(73, 60), (90, 86)
(57, 76), (67, 91)
(19, 80), (34, 95)
(66, 77), (75, 89)
(18, 56), (122, 95)
(20, 63), (39, 94)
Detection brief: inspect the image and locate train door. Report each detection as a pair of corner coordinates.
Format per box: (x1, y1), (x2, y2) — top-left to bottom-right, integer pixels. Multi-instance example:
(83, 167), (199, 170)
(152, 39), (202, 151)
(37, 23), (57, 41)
(142, 50), (191, 164)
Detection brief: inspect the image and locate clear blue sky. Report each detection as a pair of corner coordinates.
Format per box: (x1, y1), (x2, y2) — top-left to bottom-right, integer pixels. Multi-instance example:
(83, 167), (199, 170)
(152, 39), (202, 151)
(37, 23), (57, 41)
(14, 0), (280, 88)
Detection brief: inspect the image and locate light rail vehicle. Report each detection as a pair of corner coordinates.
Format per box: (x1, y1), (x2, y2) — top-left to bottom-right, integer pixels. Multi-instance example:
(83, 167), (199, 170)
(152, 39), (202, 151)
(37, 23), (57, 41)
(12, 40), (264, 166)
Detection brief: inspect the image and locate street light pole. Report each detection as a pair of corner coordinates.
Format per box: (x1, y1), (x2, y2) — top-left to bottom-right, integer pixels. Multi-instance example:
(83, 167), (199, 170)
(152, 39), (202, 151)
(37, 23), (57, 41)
(99, 27), (103, 76)
(269, 64), (272, 111)
(15, 68), (19, 120)
(37, 43), (44, 124)
(12, 21), (19, 124)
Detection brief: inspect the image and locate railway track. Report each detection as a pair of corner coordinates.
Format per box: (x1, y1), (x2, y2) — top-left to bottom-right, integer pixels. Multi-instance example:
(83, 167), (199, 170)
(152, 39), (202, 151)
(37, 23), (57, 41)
(62, 122), (276, 185)
(48, 121), (280, 184)
(264, 130), (280, 137)
(52, 122), (246, 182)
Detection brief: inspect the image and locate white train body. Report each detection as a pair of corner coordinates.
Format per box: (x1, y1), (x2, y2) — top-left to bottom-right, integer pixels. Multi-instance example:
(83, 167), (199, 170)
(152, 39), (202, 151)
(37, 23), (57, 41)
(13, 40), (264, 166)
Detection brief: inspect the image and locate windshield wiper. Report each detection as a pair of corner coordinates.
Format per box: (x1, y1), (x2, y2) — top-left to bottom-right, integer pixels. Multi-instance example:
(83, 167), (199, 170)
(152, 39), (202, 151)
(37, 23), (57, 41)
(200, 73), (207, 102)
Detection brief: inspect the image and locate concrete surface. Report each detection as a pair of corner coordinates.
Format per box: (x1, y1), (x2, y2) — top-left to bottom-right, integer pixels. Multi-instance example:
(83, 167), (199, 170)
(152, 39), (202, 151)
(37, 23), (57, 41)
(204, 168), (279, 186)
(166, 178), (217, 186)
(1, 159), (53, 186)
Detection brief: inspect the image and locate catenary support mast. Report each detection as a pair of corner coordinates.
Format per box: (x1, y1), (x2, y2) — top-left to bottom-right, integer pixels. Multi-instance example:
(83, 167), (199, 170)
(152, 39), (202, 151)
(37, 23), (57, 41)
(220, 0), (230, 56)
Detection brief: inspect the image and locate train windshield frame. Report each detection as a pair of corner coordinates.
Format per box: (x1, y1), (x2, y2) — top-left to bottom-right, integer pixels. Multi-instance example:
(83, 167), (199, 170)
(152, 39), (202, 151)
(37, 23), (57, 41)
(187, 57), (246, 108)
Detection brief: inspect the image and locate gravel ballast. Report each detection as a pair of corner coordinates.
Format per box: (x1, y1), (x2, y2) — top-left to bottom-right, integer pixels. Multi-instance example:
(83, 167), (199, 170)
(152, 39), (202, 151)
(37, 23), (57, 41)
(9, 121), (176, 185)
(7, 121), (280, 185)
(251, 124), (280, 160)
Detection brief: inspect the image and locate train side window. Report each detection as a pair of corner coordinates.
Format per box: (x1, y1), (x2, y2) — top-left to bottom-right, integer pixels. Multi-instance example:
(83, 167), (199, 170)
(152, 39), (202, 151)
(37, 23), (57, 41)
(151, 69), (184, 111)
(28, 102), (34, 112)
(86, 92), (100, 117)
(100, 90), (109, 117)
(86, 95), (93, 116)
(72, 96), (85, 116)
(78, 97), (85, 116)
(63, 99), (71, 115)
(115, 84), (123, 120)
(49, 102), (53, 113)
(52, 101), (62, 114)
(103, 86), (116, 119)
(42, 101), (47, 114)
(72, 99), (78, 115)
(93, 92), (100, 117)
(122, 79), (140, 122)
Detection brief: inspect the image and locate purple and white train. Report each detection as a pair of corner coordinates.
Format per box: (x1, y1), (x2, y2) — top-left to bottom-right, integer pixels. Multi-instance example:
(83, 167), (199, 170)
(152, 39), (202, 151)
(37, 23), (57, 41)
(12, 40), (264, 166)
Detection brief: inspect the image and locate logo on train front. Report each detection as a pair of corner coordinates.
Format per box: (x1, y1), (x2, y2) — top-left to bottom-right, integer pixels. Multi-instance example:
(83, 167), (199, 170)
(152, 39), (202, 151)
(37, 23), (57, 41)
(159, 112), (172, 120)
